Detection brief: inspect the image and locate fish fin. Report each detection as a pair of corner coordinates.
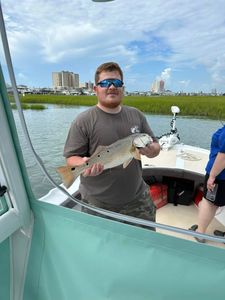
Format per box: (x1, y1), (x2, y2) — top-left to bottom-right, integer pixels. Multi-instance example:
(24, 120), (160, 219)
(123, 158), (133, 168)
(130, 145), (141, 160)
(56, 165), (77, 188)
(132, 149), (141, 160)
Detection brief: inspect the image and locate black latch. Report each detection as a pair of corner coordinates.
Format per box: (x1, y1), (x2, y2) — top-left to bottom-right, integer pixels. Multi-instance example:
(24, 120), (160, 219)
(0, 184), (7, 197)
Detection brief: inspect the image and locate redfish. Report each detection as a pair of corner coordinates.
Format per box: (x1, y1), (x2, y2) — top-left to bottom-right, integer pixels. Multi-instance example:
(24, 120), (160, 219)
(57, 133), (152, 188)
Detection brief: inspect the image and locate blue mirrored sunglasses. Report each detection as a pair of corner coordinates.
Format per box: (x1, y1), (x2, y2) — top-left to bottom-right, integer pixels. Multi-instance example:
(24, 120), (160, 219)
(97, 78), (124, 88)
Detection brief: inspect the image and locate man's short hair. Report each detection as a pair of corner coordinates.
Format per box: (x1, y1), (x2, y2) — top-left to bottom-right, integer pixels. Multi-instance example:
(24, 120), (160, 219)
(95, 62), (123, 84)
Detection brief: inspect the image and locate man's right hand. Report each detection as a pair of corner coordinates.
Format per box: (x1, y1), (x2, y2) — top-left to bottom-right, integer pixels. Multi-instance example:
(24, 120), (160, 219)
(82, 157), (104, 177)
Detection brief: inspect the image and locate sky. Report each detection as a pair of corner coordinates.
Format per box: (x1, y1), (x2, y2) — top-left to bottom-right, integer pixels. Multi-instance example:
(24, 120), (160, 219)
(1, 0), (225, 93)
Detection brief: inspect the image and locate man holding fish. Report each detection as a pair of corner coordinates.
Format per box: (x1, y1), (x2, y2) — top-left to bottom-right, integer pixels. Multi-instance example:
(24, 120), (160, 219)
(59, 62), (160, 229)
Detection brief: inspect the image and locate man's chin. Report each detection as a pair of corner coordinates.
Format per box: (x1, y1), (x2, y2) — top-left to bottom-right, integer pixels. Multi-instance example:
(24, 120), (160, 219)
(104, 102), (121, 109)
(102, 99), (122, 109)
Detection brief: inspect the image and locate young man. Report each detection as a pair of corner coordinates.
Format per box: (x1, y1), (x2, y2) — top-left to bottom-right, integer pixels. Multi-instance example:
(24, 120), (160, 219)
(64, 62), (160, 229)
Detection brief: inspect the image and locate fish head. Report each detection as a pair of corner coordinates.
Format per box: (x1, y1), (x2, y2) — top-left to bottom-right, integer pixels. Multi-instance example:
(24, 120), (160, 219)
(133, 133), (153, 149)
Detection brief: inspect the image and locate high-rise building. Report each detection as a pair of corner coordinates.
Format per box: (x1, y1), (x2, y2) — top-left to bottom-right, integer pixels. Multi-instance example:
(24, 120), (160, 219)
(151, 79), (165, 94)
(52, 71), (79, 90)
(87, 81), (94, 91)
(159, 80), (165, 93)
(79, 81), (94, 91)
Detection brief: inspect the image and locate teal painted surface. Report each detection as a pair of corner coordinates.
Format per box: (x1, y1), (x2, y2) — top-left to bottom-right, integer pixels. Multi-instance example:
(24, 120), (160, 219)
(0, 238), (10, 300)
(0, 65), (34, 299)
(0, 66), (34, 202)
(24, 200), (225, 300)
(0, 196), (8, 216)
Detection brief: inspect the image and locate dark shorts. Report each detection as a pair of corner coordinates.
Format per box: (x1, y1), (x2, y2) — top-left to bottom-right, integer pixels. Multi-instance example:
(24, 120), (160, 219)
(82, 188), (156, 231)
(203, 173), (225, 206)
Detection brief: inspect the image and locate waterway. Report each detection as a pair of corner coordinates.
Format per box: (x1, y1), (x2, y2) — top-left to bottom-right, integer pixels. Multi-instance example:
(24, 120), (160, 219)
(13, 105), (223, 198)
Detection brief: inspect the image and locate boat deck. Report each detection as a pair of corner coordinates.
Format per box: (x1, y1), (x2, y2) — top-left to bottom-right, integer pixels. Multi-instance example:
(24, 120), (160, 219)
(156, 203), (225, 249)
(141, 143), (209, 174)
(142, 144), (225, 248)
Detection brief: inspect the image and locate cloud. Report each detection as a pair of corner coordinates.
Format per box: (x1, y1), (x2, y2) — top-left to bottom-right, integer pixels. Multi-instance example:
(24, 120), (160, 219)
(17, 72), (28, 82)
(40, 23), (101, 63)
(179, 80), (190, 88)
(160, 68), (172, 81)
(1, 0), (225, 91)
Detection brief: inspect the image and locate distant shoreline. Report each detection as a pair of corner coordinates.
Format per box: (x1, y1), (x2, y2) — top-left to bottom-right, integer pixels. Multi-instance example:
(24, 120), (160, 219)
(14, 94), (225, 120)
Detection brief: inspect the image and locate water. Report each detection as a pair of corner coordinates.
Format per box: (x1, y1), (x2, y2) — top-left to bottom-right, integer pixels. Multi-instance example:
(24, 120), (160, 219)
(13, 105), (221, 198)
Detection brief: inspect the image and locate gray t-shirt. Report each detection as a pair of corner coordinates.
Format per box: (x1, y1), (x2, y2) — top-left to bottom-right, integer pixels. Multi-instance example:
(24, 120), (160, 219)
(64, 105), (156, 209)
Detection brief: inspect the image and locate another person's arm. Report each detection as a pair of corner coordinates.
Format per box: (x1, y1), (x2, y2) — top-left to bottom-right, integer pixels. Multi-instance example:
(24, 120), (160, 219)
(207, 152), (225, 190)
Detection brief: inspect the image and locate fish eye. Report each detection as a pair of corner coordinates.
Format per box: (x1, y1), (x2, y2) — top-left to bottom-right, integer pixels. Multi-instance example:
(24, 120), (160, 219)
(71, 167), (75, 171)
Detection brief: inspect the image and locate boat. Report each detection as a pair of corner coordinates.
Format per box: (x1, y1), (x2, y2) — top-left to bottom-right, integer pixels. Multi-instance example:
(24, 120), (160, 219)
(41, 105), (225, 248)
(1, 3), (225, 300)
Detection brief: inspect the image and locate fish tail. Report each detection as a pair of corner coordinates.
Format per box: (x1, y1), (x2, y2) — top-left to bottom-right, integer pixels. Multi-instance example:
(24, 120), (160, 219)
(56, 165), (79, 188)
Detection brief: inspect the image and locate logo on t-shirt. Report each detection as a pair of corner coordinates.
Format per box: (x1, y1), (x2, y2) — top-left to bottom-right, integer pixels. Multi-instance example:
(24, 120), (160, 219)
(131, 126), (140, 133)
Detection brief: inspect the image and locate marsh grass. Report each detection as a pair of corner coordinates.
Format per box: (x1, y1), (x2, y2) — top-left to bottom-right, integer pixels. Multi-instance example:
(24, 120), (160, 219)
(18, 94), (225, 119)
(11, 103), (46, 110)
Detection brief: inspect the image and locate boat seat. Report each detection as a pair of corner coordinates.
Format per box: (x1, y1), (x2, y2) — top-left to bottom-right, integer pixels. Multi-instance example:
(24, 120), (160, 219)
(142, 167), (204, 186)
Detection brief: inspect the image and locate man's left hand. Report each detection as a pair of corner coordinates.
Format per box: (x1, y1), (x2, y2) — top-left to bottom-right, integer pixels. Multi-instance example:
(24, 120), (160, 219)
(138, 142), (160, 158)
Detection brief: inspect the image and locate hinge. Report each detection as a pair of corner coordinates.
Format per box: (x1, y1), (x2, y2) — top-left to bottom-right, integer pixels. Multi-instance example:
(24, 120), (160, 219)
(0, 184), (7, 197)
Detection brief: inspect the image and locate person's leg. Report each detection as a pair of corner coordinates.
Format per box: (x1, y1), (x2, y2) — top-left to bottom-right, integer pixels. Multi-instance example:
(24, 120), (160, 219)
(196, 198), (218, 234)
(81, 189), (156, 231)
(81, 199), (117, 221)
(119, 188), (156, 231)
